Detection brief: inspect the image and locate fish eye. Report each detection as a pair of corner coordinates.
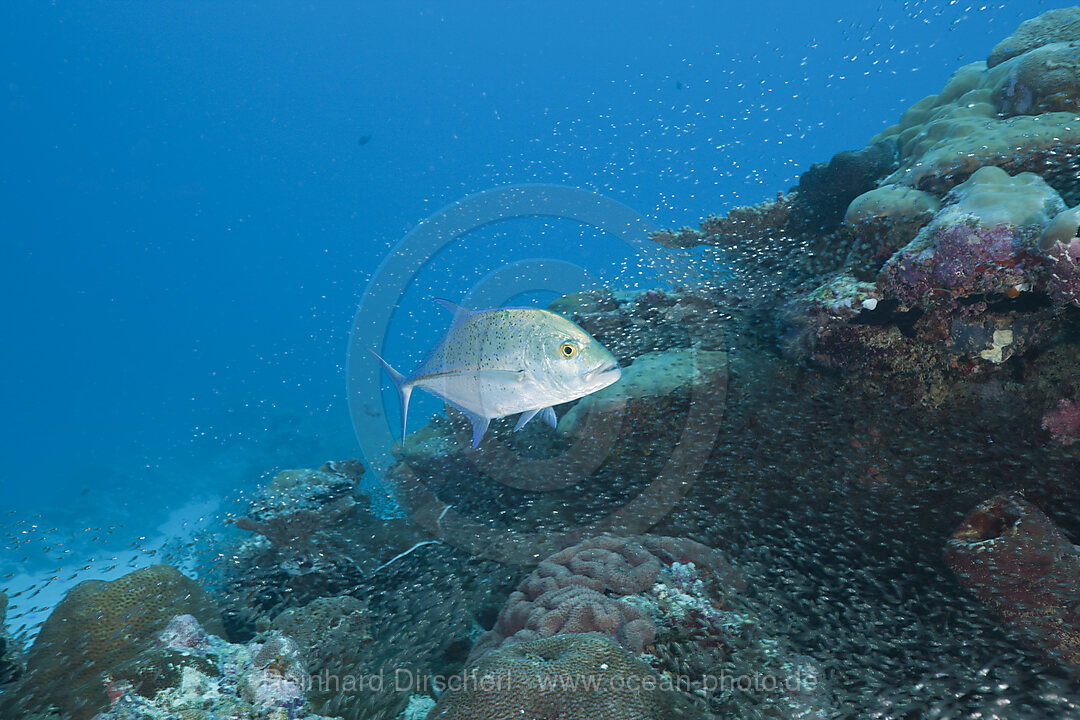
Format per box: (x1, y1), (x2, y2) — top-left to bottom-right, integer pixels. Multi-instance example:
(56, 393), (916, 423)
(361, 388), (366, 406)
(559, 342), (577, 358)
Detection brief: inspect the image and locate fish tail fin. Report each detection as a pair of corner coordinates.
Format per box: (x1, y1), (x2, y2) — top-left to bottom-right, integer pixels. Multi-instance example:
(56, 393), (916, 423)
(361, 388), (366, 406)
(370, 350), (412, 442)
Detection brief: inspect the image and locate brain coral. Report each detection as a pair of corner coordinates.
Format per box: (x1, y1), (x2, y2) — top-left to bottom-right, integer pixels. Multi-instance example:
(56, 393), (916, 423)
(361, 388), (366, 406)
(469, 534), (741, 663)
(429, 633), (704, 720)
(1, 564), (225, 720)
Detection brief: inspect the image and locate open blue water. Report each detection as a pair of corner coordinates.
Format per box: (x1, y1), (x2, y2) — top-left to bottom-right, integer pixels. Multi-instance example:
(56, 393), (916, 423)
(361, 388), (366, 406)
(0, 0), (1049, 576)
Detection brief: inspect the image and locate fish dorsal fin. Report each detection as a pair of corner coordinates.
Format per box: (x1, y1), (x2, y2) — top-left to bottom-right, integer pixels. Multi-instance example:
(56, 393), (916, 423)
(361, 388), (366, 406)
(434, 298), (472, 323)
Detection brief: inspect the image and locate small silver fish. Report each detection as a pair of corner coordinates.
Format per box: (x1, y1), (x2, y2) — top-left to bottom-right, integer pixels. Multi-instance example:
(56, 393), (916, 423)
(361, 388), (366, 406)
(373, 299), (622, 448)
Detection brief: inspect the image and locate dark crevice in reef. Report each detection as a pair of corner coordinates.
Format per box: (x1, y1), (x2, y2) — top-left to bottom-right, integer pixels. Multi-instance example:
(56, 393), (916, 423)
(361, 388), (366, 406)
(985, 291), (1053, 314)
(851, 299), (924, 338)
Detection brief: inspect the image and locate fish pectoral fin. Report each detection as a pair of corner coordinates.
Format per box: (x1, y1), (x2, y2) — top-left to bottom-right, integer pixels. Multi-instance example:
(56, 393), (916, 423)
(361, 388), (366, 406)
(461, 410), (491, 449)
(513, 409), (540, 432)
(514, 406), (558, 432)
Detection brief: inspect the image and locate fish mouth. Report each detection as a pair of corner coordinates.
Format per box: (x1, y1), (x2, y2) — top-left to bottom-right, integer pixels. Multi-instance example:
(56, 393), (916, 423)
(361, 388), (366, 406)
(588, 361), (621, 383)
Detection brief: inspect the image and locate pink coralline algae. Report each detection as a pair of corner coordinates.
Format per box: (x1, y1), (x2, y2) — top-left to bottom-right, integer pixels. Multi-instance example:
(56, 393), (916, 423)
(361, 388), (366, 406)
(1042, 394), (1080, 445)
(1044, 237), (1080, 306)
(469, 534), (743, 663)
(878, 220), (1043, 306)
(945, 493), (1080, 674)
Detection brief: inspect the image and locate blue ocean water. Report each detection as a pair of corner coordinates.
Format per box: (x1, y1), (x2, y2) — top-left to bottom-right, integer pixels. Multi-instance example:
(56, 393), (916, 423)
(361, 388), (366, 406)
(0, 2), (1049, 568)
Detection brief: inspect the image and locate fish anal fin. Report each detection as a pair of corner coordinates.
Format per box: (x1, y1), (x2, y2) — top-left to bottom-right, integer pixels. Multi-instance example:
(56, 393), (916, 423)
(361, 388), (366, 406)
(462, 410), (491, 449)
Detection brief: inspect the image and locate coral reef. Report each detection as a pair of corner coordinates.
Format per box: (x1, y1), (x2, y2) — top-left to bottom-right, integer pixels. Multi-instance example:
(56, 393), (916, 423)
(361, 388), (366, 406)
(466, 535), (833, 718)
(17, 10), (1080, 720)
(988, 7), (1080, 68)
(220, 456), (521, 720)
(429, 633), (705, 720)
(268, 596), (374, 714)
(876, 166), (1066, 305)
(790, 139), (899, 233)
(224, 461), (433, 625)
(650, 8), (1080, 415)
(94, 614), (342, 720)
(945, 493), (1080, 675)
(781, 159), (1080, 406)
(0, 565), (224, 720)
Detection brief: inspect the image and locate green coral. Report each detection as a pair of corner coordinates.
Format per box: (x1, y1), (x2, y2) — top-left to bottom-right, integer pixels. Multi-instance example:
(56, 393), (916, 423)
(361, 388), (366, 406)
(1040, 206), (1080, 250)
(929, 165), (1065, 232)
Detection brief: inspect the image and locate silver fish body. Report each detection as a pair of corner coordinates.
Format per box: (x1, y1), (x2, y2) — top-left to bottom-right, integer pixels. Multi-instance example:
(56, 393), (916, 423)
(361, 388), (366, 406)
(374, 300), (621, 448)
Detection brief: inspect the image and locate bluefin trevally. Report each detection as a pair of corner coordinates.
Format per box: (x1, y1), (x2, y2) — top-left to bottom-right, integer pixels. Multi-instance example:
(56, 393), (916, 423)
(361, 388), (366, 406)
(372, 299), (622, 448)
